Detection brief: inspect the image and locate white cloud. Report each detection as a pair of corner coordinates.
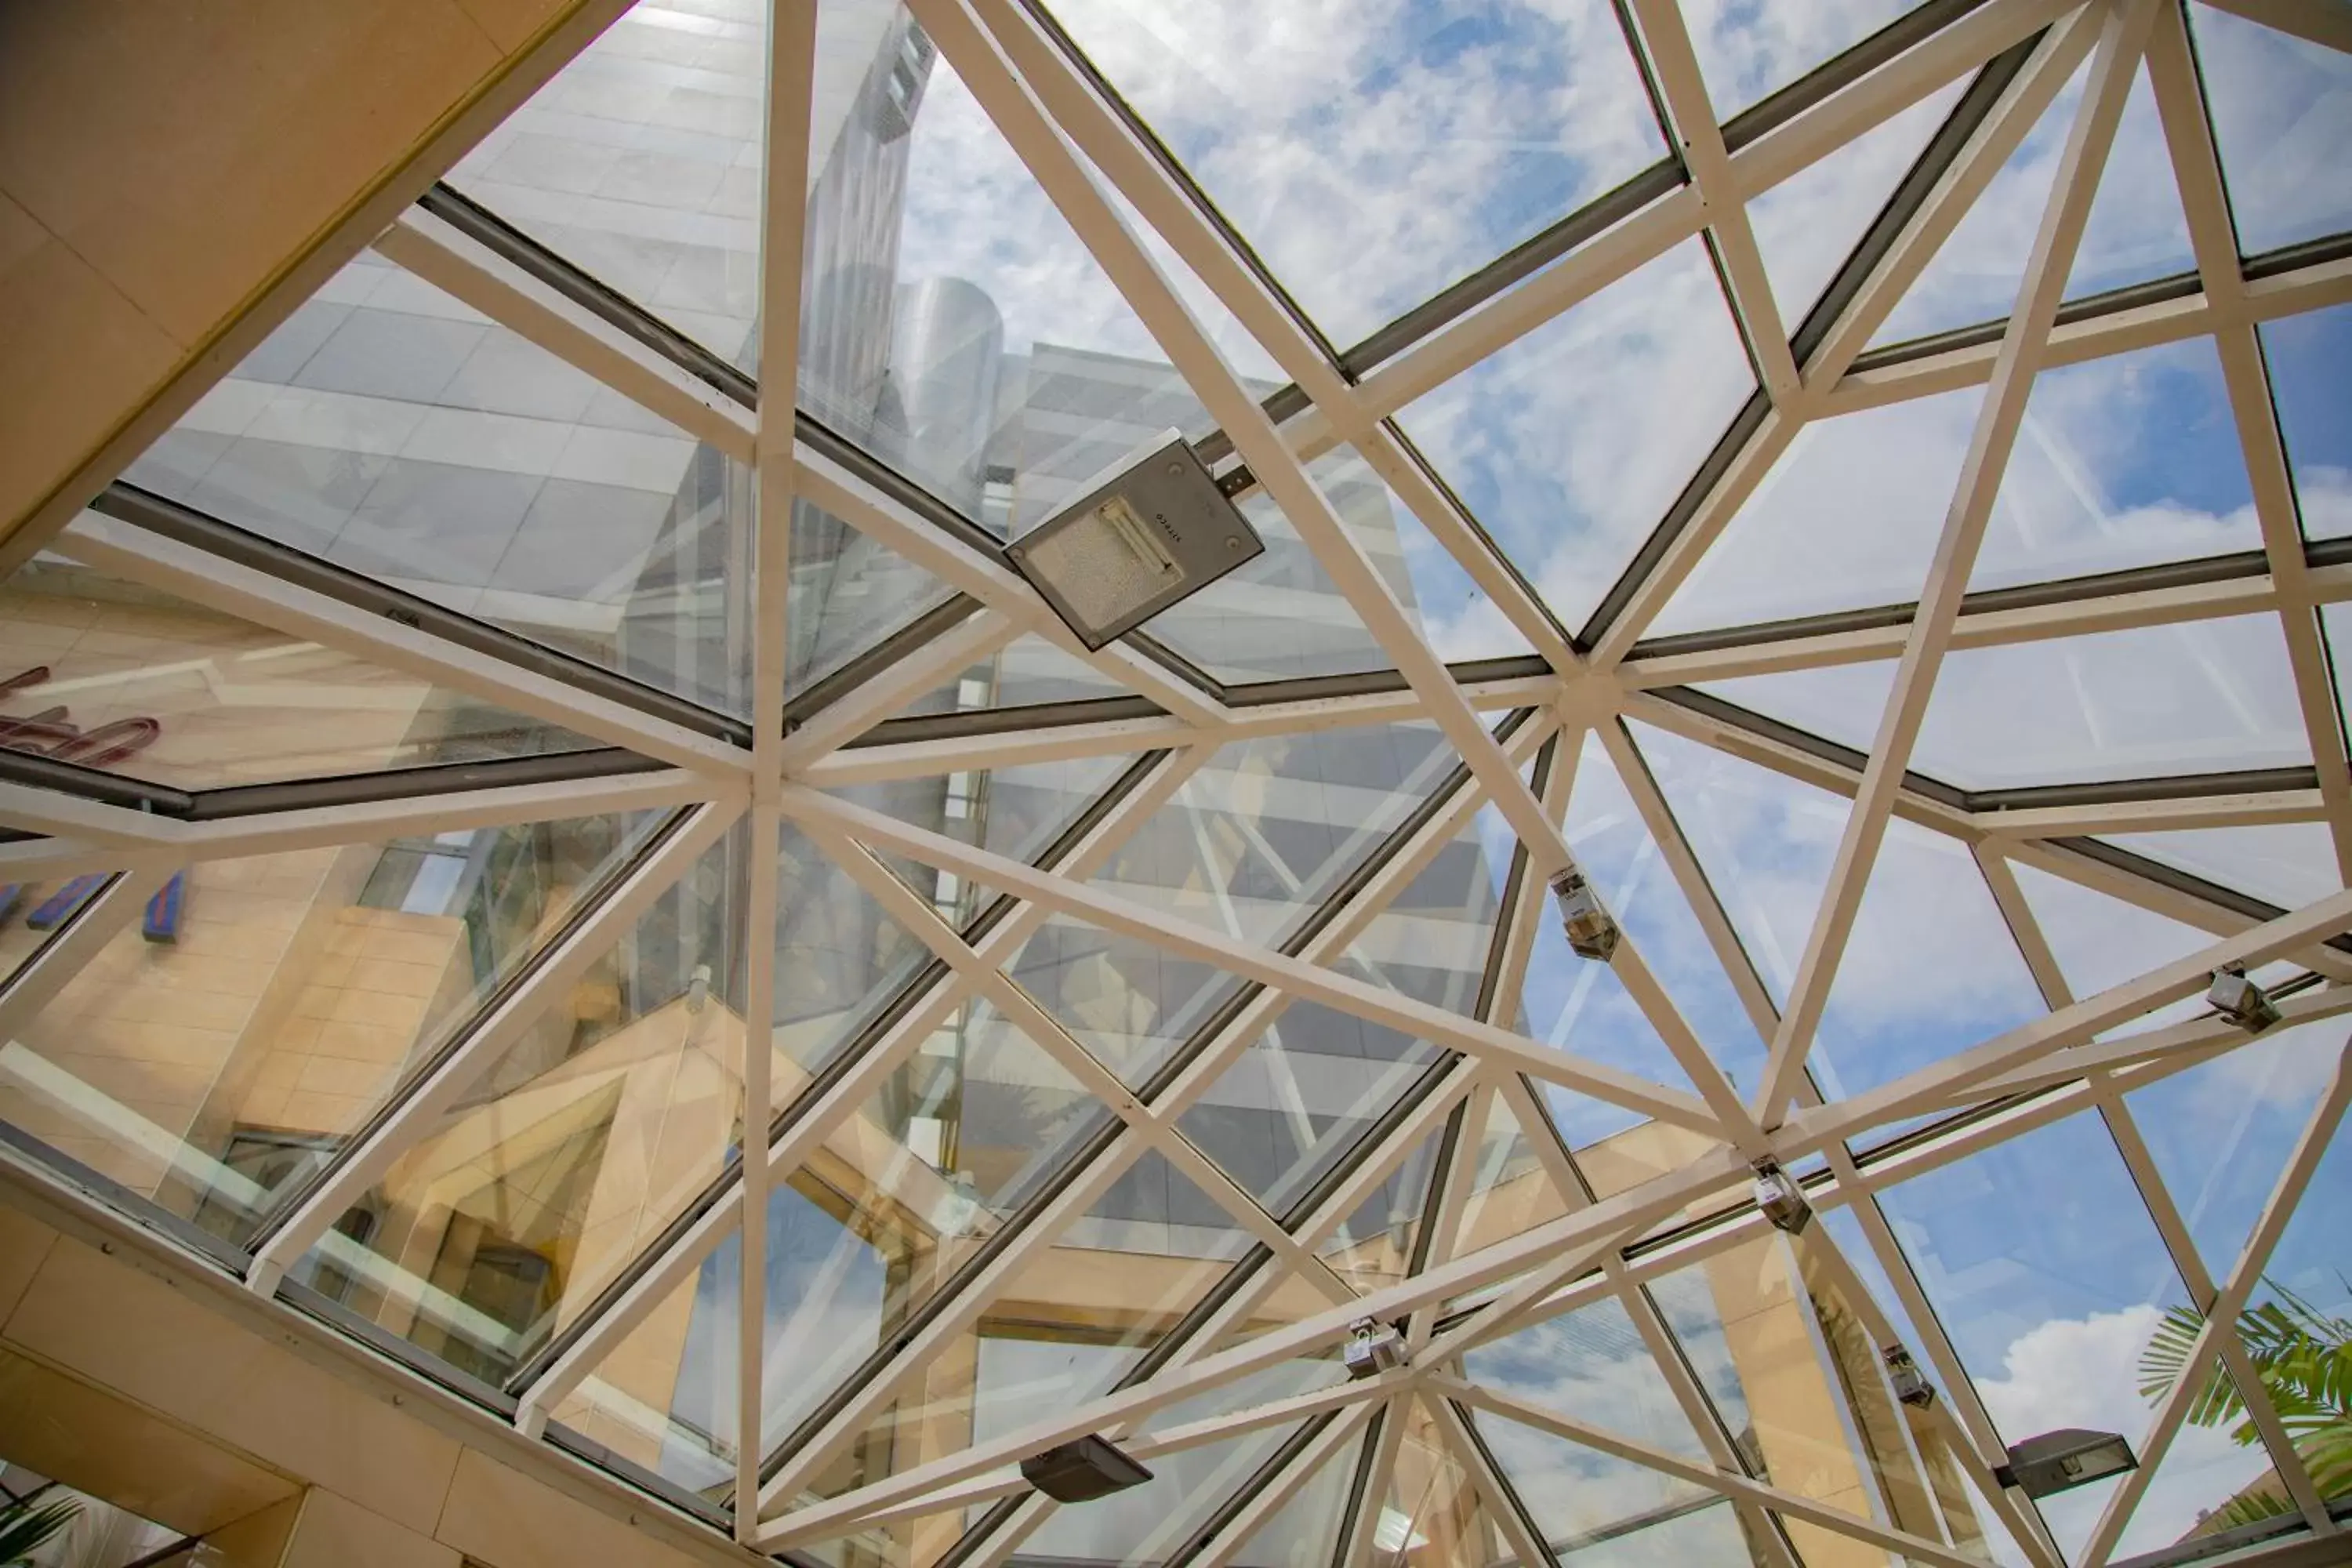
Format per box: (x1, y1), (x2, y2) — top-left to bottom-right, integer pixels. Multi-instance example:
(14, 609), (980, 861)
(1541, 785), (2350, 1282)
(1677, 0), (1917, 119)
(2189, 5), (2352, 256)
(1975, 1305), (2274, 1562)
(1044, 0), (1664, 343)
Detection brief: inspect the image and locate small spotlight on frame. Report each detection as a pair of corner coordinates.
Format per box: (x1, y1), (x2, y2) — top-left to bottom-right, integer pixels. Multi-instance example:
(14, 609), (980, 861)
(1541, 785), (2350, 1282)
(1006, 430), (1265, 650)
(1343, 1316), (1406, 1379)
(1882, 1343), (1936, 1410)
(1750, 1158), (1813, 1236)
(1549, 866), (1620, 962)
(1994, 1428), (2137, 1499)
(2208, 962), (2281, 1034)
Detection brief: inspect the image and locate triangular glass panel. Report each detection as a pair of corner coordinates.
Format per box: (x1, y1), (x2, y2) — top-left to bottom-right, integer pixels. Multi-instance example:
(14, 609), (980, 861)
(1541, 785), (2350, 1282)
(799, 1503), (980, 1568)
(2122, 1012), (2342, 1289)
(2007, 855), (2292, 1042)
(1022, 1422), (1314, 1568)
(2102, 822), (2342, 913)
(1144, 445), (1417, 686)
(1810, 814), (2049, 1105)
(1229, 1424), (1362, 1568)
(742, 1049), (1124, 1471)
(0, 807), (668, 1250)
(1663, 338), (2259, 640)
(784, 507), (960, 699)
(2190, 2), (2352, 257)
(1079, 1145), (1265, 1269)
(1463, 1293), (1713, 1464)
(769, 815), (938, 1079)
(1316, 1123), (1446, 1305)
(1102, 1359), (1355, 1559)
(1512, 862), (1711, 1154)
(1911, 615), (2308, 789)
(1012, 912), (1243, 1092)
(1872, 56), (2194, 348)
(1563, 729), (1769, 1094)
(1039, 0), (1664, 347)
(123, 249), (753, 716)
(1692, 1), (1933, 123)
(822, 750), (1129, 938)
(1091, 723), (1455, 946)
(2268, 304), (2352, 541)
(1870, 1108), (2208, 1562)
(274, 821), (747, 1389)
(1381, 445), (1545, 665)
(549, 1225), (741, 1499)
(1750, 80), (1963, 330)
(1628, 719), (1851, 1011)
(3, 548), (607, 789)
(444, 1), (771, 363)
(1178, 1000), (1443, 1223)
(2237, 1102), (2352, 1388)
(1381, 1396), (1513, 1568)
(1647, 1229), (1967, 1548)
(2109, 1356), (2283, 1562)
(2330, 603), (2352, 733)
(1471, 1408), (1733, 1562)
(803, 16), (1233, 522)
(1349, 796), (1512, 1017)
(769, 1161), (1262, 1515)
(1689, 659), (1895, 764)
(1399, 239), (1757, 636)
(1454, 1088), (1573, 1255)
(1650, 386), (1986, 637)
(1811, 1207), (1935, 1371)
(902, 631), (1134, 717)
(1970, 334), (2263, 590)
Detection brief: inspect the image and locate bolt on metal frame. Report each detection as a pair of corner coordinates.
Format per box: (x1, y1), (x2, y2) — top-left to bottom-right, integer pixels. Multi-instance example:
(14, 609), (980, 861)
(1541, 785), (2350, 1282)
(1, 1), (2350, 1565)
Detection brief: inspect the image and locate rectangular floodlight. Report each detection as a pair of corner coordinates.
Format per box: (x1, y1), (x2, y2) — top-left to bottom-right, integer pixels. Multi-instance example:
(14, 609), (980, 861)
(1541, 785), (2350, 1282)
(1006, 430), (1265, 650)
(1019, 1434), (1154, 1502)
(1996, 1428), (2137, 1498)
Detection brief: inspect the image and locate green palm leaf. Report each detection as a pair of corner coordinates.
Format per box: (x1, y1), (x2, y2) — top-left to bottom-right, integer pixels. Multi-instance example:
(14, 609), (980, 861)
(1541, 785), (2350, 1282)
(2139, 1279), (2352, 1506)
(0, 1497), (79, 1565)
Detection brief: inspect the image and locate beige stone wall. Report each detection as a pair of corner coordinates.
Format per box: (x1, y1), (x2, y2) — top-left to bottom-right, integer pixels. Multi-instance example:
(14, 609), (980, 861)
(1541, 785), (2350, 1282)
(0, 0), (609, 544)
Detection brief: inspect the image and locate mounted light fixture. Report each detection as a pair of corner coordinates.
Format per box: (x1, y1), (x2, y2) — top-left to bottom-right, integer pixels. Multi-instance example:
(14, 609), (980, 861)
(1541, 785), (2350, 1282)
(1006, 430), (1265, 650)
(1751, 1157), (1813, 1235)
(1550, 866), (1620, 961)
(1995, 1428), (2137, 1498)
(2208, 963), (2281, 1033)
(1343, 1316), (1406, 1379)
(1020, 1434), (1154, 1502)
(1883, 1343), (1936, 1409)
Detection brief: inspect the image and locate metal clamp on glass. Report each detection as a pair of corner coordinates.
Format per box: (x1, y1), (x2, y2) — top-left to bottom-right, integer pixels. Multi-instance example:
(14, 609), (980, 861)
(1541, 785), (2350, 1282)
(1751, 1157), (1813, 1235)
(1343, 1316), (1406, 1378)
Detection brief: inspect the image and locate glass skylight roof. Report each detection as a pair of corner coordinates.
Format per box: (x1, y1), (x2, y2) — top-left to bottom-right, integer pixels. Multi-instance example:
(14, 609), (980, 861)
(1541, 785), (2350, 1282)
(5, 4), (2352, 1568)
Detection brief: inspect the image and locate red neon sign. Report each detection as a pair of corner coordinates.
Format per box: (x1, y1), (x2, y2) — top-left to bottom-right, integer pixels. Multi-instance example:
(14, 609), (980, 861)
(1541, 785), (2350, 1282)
(0, 666), (183, 943)
(0, 666), (162, 769)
